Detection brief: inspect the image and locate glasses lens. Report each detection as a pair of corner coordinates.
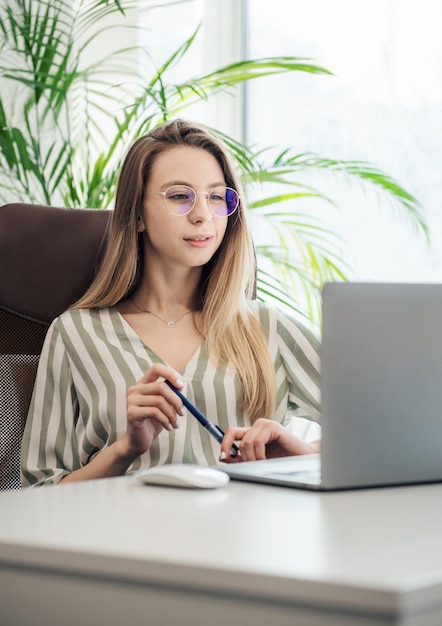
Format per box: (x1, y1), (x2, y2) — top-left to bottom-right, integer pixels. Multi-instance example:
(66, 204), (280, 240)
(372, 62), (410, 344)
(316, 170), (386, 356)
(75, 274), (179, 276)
(209, 187), (239, 216)
(164, 185), (195, 215)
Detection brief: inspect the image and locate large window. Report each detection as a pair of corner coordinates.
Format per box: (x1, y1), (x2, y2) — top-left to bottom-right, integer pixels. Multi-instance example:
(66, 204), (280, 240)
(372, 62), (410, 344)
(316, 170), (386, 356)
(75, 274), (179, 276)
(244, 0), (442, 283)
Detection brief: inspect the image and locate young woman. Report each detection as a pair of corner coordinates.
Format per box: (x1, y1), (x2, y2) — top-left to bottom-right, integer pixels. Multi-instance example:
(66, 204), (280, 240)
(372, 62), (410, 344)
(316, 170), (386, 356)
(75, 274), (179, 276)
(21, 119), (320, 486)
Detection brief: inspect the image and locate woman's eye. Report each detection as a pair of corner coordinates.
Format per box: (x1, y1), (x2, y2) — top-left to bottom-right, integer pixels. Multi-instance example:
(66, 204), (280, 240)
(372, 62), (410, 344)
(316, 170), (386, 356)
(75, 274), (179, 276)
(169, 193), (190, 201)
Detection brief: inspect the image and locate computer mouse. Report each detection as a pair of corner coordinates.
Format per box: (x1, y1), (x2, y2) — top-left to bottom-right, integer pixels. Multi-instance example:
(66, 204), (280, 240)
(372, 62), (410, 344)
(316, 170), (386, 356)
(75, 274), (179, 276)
(137, 464), (230, 489)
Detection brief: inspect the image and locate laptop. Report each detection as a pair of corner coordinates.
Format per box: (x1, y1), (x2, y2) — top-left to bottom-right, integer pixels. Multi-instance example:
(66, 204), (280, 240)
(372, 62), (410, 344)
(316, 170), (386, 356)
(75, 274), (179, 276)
(222, 282), (442, 490)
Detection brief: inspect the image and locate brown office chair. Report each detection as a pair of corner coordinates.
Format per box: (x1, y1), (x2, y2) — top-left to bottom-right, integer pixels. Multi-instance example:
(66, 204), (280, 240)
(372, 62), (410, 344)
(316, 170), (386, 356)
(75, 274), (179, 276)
(0, 203), (111, 490)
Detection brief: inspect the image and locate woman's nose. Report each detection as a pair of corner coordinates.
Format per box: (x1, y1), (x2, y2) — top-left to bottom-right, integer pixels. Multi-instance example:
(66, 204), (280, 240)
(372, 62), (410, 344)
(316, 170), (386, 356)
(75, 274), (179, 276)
(190, 192), (212, 222)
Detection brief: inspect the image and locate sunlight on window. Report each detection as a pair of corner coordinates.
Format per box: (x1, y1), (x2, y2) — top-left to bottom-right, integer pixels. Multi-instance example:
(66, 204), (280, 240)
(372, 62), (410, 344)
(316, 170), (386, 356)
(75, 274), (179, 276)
(245, 0), (442, 284)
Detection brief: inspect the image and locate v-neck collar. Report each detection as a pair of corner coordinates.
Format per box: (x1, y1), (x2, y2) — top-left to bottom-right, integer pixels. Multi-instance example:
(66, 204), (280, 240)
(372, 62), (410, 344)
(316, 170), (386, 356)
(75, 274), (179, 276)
(111, 306), (204, 376)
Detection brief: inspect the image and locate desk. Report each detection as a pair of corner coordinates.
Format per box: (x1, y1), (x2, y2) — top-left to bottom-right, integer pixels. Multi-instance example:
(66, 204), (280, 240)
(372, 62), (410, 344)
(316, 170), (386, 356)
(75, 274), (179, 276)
(1, 477), (442, 626)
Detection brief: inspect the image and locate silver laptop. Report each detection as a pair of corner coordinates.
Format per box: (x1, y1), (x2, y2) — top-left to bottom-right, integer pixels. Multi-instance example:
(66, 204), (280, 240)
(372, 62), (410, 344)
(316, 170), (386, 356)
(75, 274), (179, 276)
(223, 282), (442, 490)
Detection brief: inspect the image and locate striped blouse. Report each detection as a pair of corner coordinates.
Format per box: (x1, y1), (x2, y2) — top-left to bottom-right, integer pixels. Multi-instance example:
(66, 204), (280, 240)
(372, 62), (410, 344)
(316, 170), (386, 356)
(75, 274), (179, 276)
(21, 301), (321, 486)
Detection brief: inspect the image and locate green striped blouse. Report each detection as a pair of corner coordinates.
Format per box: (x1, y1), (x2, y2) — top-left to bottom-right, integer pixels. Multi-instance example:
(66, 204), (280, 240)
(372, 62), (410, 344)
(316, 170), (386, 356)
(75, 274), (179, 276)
(21, 301), (321, 486)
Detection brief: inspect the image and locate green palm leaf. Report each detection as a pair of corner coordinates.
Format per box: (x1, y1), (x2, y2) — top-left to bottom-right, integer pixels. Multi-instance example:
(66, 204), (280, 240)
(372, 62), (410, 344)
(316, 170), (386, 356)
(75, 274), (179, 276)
(0, 0), (429, 326)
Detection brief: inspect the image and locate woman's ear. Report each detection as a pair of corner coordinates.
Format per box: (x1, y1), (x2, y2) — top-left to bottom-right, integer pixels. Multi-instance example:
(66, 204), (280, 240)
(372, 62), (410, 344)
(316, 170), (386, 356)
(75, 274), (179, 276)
(137, 215), (146, 233)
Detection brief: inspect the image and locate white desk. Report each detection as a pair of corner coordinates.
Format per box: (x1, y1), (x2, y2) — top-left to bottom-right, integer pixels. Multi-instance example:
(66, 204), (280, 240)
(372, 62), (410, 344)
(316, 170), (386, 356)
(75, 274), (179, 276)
(1, 477), (442, 626)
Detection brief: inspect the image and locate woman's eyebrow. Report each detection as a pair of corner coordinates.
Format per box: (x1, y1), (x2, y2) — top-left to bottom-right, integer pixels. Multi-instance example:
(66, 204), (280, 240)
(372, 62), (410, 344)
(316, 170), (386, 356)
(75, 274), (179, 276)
(159, 180), (227, 189)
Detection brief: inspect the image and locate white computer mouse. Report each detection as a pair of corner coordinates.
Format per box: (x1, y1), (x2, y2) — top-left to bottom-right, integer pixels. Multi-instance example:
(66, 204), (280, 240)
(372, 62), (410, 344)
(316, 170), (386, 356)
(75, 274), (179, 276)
(137, 464), (230, 489)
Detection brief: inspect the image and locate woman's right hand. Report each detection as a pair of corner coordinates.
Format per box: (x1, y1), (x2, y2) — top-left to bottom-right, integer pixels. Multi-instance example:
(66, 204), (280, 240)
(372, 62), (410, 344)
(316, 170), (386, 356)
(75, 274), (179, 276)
(59, 364), (185, 484)
(122, 363), (185, 460)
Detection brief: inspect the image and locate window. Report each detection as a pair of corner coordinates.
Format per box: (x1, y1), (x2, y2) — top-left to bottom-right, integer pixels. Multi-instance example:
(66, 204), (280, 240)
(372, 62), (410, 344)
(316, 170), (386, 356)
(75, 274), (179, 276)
(244, 0), (442, 283)
(139, 0), (244, 134)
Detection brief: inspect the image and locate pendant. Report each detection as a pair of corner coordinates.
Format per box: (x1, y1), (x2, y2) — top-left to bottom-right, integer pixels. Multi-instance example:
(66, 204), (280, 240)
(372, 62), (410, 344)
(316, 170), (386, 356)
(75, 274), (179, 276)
(167, 321), (176, 328)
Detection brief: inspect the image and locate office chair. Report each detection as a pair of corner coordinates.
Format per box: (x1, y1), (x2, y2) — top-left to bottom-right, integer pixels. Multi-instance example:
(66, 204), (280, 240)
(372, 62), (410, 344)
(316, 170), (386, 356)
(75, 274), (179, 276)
(0, 203), (111, 490)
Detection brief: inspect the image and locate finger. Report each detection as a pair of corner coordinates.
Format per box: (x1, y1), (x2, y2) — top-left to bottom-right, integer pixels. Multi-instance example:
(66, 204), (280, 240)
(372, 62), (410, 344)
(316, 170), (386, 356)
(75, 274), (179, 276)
(238, 431), (267, 461)
(219, 427), (247, 463)
(138, 374), (186, 410)
(237, 419), (275, 461)
(138, 366), (185, 422)
(240, 439), (266, 461)
(129, 404), (177, 432)
(127, 385), (181, 430)
(139, 363), (183, 387)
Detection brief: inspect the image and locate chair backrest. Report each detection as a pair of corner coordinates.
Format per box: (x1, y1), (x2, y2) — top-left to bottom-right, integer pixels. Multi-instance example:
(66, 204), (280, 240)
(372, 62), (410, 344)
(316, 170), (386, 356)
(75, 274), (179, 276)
(0, 203), (111, 490)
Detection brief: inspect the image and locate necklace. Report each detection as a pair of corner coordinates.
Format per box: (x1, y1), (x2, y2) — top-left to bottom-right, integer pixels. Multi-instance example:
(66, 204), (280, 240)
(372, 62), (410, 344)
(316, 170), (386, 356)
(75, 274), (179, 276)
(131, 298), (193, 328)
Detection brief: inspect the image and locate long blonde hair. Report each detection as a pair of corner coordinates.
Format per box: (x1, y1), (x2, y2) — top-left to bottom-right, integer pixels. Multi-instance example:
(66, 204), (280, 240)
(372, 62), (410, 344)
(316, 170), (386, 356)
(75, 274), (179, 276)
(75, 119), (276, 421)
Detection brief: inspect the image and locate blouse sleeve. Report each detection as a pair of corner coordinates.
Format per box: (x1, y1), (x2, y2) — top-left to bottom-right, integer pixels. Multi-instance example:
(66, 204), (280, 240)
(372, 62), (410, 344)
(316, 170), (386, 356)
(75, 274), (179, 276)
(275, 308), (321, 426)
(21, 318), (80, 487)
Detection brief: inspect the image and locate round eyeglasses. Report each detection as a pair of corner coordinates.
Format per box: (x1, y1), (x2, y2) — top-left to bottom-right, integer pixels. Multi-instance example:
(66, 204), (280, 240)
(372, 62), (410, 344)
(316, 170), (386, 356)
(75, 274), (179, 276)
(148, 185), (240, 217)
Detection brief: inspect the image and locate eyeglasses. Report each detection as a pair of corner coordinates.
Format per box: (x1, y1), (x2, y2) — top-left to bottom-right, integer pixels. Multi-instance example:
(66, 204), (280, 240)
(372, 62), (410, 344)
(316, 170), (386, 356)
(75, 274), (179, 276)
(148, 185), (240, 217)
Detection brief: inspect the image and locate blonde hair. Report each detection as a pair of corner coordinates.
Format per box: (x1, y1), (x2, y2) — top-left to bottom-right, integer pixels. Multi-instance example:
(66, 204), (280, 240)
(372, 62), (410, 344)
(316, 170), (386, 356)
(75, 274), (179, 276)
(75, 119), (276, 421)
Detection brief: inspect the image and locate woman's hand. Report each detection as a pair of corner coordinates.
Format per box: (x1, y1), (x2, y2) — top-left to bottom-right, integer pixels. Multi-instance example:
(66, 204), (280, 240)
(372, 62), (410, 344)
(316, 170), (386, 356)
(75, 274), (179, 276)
(60, 363), (185, 484)
(220, 418), (320, 464)
(121, 363), (185, 460)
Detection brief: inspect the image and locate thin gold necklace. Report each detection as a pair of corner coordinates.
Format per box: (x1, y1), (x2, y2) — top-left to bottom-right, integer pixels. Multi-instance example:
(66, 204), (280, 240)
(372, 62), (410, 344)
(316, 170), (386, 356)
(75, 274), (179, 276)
(131, 298), (193, 328)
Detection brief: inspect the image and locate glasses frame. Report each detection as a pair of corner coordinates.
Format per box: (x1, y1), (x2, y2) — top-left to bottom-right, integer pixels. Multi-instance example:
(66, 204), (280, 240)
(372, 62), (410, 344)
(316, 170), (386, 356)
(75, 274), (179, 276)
(147, 185), (240, 217)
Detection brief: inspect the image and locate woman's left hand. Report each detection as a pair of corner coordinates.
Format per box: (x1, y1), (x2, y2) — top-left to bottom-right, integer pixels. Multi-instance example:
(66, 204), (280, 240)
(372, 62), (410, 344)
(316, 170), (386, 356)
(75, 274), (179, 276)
(220, 418), (320, 463)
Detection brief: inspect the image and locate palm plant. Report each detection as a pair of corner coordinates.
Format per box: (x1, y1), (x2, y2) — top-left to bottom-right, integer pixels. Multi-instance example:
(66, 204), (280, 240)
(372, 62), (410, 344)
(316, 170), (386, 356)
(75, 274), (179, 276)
(0, 0), (428, 327)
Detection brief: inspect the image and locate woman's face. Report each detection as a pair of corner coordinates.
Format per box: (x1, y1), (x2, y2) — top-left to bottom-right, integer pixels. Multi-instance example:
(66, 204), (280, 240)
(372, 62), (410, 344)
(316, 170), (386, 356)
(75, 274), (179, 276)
(139, 145), (229, 271)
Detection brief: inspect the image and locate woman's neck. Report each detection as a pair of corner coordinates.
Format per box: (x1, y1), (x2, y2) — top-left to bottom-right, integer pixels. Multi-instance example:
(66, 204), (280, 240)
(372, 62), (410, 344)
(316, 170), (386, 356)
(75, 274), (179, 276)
(134, 266), (201, 315)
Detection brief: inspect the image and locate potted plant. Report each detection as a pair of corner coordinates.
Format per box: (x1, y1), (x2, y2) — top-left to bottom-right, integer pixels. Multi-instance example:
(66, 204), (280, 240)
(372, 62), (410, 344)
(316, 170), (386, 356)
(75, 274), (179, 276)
(0, 0), (428, 326)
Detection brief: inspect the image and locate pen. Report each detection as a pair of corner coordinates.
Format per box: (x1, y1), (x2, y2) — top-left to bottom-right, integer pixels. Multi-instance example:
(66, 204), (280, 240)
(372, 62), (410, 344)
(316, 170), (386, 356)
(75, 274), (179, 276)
(164, 380), (240, 458)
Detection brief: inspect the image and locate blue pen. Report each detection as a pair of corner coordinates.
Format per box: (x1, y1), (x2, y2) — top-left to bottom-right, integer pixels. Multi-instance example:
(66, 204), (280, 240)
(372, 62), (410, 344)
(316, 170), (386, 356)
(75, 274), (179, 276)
(165, 380), (240, 458)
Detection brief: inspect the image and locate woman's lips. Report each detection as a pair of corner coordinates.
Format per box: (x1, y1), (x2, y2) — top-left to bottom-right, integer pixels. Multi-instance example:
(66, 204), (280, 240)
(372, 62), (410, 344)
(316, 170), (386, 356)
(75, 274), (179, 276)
(184, 235), (214, 248)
